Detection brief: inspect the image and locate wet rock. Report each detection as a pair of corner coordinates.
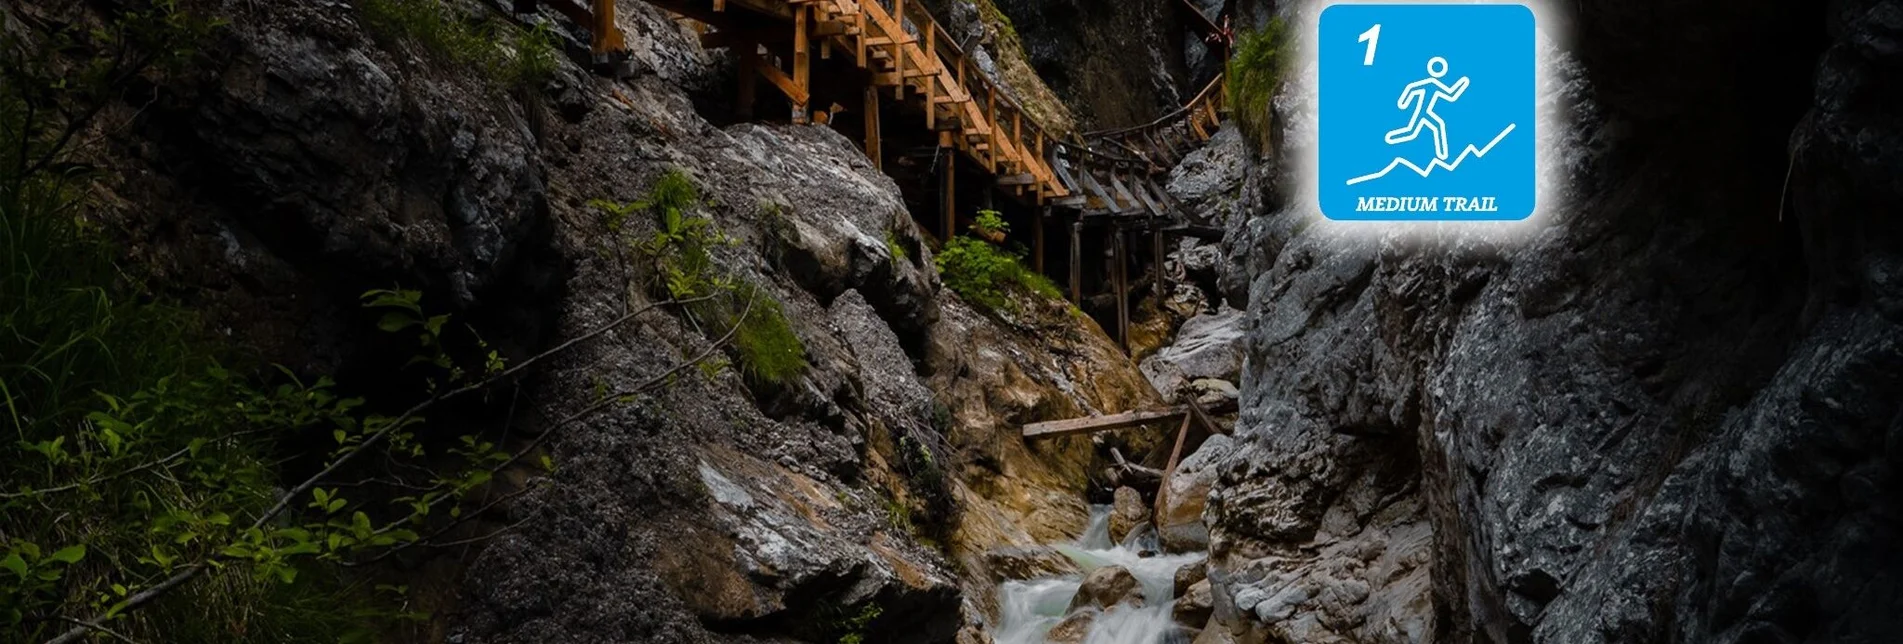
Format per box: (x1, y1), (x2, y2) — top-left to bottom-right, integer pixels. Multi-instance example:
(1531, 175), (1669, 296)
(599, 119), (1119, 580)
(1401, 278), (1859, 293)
(1043, 609), (1096, 644)
(1139, 308), (1246, 403)
(1174, 560), (1208, 597)
(984, 546), (1083, 582)
(1173, 579), (1214, 627)
(1068, 565), (1146, 612)
(1109, 486), (1151, 545)
(1158, 434), (1234, 553)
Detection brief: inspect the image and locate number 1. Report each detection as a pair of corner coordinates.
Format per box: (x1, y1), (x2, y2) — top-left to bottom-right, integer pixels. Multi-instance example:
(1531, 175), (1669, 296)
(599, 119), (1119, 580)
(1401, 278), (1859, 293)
(1358, 24), (1381, 65)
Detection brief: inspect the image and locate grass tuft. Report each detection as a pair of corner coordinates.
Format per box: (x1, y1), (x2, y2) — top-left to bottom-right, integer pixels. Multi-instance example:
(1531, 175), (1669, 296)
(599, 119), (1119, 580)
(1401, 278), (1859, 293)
(358, 0), (561, 90)
(1228, 18), (1293, 151)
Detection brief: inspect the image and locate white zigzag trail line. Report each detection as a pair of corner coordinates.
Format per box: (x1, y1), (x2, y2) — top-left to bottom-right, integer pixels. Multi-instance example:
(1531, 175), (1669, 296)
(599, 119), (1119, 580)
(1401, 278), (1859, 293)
(1346, 123), (1518, 186)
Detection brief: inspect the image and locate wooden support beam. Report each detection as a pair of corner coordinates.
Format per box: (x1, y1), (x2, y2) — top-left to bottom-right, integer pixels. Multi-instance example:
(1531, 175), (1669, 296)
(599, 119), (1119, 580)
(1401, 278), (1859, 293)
(1154, 412), (1194, 517)
(755, 61), (809, 105)
(1114, 228), (1128, 352)
(856, 3), (867, 66)
(864, 84), (881, 170)
(892, 0), (906, 99)
(939, 134), (956, 242)
(1152, 227), (1166, 303)
(736, 44), (759, 120)
(591, 0), (625, 56)
(996, 173), (1035, 186)
(1034, 205), (1048, 274)
(793, 5), (812, 123)
(1069, 217), (1082, 303)
(923, 24), (936, 131)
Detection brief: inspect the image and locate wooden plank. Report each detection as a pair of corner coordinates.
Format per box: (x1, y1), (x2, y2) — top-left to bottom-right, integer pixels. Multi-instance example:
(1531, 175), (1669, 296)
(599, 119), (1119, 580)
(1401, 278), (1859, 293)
(892, 0), (906, 99)
(755, 62), (809, 105)
(996, 173), (1034, 186)
(1023, 408), (1186, 439)
(1153, 412), (1195, 518)
(1022, 399), (1236, 439)
(923, 26), (936, 131)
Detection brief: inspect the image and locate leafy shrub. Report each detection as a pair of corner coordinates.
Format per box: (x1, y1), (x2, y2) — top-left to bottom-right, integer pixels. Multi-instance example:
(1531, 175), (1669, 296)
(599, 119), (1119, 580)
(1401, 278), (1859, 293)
(618, 170), (809, 388)
(934, 226), (1063, 313)
(1228, 18), (1292, 151)
(358, 0), (560, 89)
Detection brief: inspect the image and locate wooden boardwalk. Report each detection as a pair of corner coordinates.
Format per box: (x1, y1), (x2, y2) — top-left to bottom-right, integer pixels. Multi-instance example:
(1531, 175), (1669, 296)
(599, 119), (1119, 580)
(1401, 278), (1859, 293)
(530, 0), (1230, 350)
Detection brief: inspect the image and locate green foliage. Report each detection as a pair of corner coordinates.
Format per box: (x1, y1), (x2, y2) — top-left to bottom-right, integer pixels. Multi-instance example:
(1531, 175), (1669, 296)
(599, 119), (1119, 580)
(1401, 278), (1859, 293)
(358, 0), (561, 89)
(934, 232), (1063, 312)
(620, 171), (810, 389)
(895, 433), (959, 543)
(835, 603), (884, 644)
(0, 8), (539, 638)
(1229, 18), (1293, 151)
(971, 209), (1008, 237)
(885, 229), (908, 262)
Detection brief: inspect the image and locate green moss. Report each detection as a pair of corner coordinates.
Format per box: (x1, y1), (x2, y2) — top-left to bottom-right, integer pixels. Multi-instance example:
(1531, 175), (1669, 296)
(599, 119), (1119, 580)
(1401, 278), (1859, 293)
(624, 171), (808, 389)
(885, 229), (908, 262)
(1228, 19), (1293, 151)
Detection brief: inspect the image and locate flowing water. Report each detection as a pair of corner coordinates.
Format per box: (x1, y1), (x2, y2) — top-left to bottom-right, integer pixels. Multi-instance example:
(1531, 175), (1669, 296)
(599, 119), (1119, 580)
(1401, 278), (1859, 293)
(993, 506), (1204, 644)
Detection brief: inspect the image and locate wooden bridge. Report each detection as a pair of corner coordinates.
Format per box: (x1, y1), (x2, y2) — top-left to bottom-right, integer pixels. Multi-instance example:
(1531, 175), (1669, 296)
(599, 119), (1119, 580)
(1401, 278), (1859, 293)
(527, 0), (1231, 348)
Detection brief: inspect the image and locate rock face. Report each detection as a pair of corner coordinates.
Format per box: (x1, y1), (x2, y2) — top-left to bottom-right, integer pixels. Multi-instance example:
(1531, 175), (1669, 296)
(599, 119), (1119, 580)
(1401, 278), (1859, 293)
(985, 0), (1188, 129)
(69, 0), (1166, 642)
(984, 546), (1084, 582)
(1140, 308), (1247, 403)
(1157, 434), (1234, 553)
(1069, 565), (1147, 612)
(1204, 1), (1903, 643)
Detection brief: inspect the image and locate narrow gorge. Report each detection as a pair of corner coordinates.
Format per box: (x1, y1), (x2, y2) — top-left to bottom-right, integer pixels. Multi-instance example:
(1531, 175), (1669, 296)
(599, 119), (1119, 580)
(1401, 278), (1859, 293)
(2, 0), (1899, 643)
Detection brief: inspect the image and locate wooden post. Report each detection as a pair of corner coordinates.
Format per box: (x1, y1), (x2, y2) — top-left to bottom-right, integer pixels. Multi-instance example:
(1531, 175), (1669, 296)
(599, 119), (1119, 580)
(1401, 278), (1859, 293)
(939, 133), (956, 242)
(591, 0), (624, 58)
(923, 26), (936, 131)
(1152, 227), (1166, 303)
(1069, 218), (1083, 303)
(793, 5), (811, 124)
(1113, 228), (1128, 352)
(1033, 205), (1048, 274)
(856, 3), (868, 67)
(985, 84), (997, 172)
(893, 0), (906, 99)
(864, 85), (881, 170)
(736, 44), (759, 121)
(1154, 413), (1194, 519)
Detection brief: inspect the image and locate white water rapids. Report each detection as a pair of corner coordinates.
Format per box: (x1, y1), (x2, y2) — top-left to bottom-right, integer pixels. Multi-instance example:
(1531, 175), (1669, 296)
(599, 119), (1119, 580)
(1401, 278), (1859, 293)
(992, 505), (1204, 644)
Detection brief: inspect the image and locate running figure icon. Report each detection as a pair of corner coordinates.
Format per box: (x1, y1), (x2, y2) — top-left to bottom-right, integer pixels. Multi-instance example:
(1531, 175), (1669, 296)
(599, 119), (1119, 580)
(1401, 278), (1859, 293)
(1382, 56), (1469, 160)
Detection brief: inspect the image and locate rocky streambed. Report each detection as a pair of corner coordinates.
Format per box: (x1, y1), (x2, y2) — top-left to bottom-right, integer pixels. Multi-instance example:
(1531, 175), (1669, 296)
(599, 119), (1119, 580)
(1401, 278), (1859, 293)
(991, 505), (1210, 644)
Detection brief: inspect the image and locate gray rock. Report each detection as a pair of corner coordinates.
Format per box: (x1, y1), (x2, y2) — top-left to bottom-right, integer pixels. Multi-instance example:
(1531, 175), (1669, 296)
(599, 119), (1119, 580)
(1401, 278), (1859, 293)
(1203, 3), (1903, 644)
(1109, 486), (1151, 546)
(1158, 434), (1234, 553)
(1174, 579), (1215, 627)
(1068, 565), (1146, 613)
(1140, 308), (1247, 402)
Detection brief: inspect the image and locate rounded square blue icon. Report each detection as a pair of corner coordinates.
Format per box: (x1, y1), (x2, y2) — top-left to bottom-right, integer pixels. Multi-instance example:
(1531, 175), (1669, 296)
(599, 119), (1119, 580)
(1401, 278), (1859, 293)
(1318, 3), (1536, 221)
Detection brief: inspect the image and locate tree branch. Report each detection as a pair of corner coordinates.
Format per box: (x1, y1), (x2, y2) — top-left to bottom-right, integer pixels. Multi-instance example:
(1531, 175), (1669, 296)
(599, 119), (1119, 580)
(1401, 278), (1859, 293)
(42, 294), (711, 644)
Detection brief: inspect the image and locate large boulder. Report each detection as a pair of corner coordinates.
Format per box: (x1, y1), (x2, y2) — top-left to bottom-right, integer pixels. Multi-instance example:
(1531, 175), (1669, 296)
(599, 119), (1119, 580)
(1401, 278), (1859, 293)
(1068, 565), (1146, 612)
(1139, 309), (1246, 402)
(1044, 609), (1097, 644)
(1158, 435), (1234, 552)
(985, 546), (1083, 582)
(1173, 579), (1214, 627)
(1109, 486), (1151, 545)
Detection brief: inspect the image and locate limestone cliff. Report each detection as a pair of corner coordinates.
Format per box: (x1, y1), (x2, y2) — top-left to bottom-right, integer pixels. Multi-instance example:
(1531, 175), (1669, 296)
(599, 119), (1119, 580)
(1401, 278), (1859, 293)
(1198, 0), (1902, 643)
(35, 0), (1167, 642)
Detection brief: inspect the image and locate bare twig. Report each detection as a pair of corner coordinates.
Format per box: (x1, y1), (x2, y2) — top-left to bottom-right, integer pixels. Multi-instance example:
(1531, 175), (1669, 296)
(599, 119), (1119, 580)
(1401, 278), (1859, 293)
(51, 617), (138, 644)
(43, 294), (712, 644)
